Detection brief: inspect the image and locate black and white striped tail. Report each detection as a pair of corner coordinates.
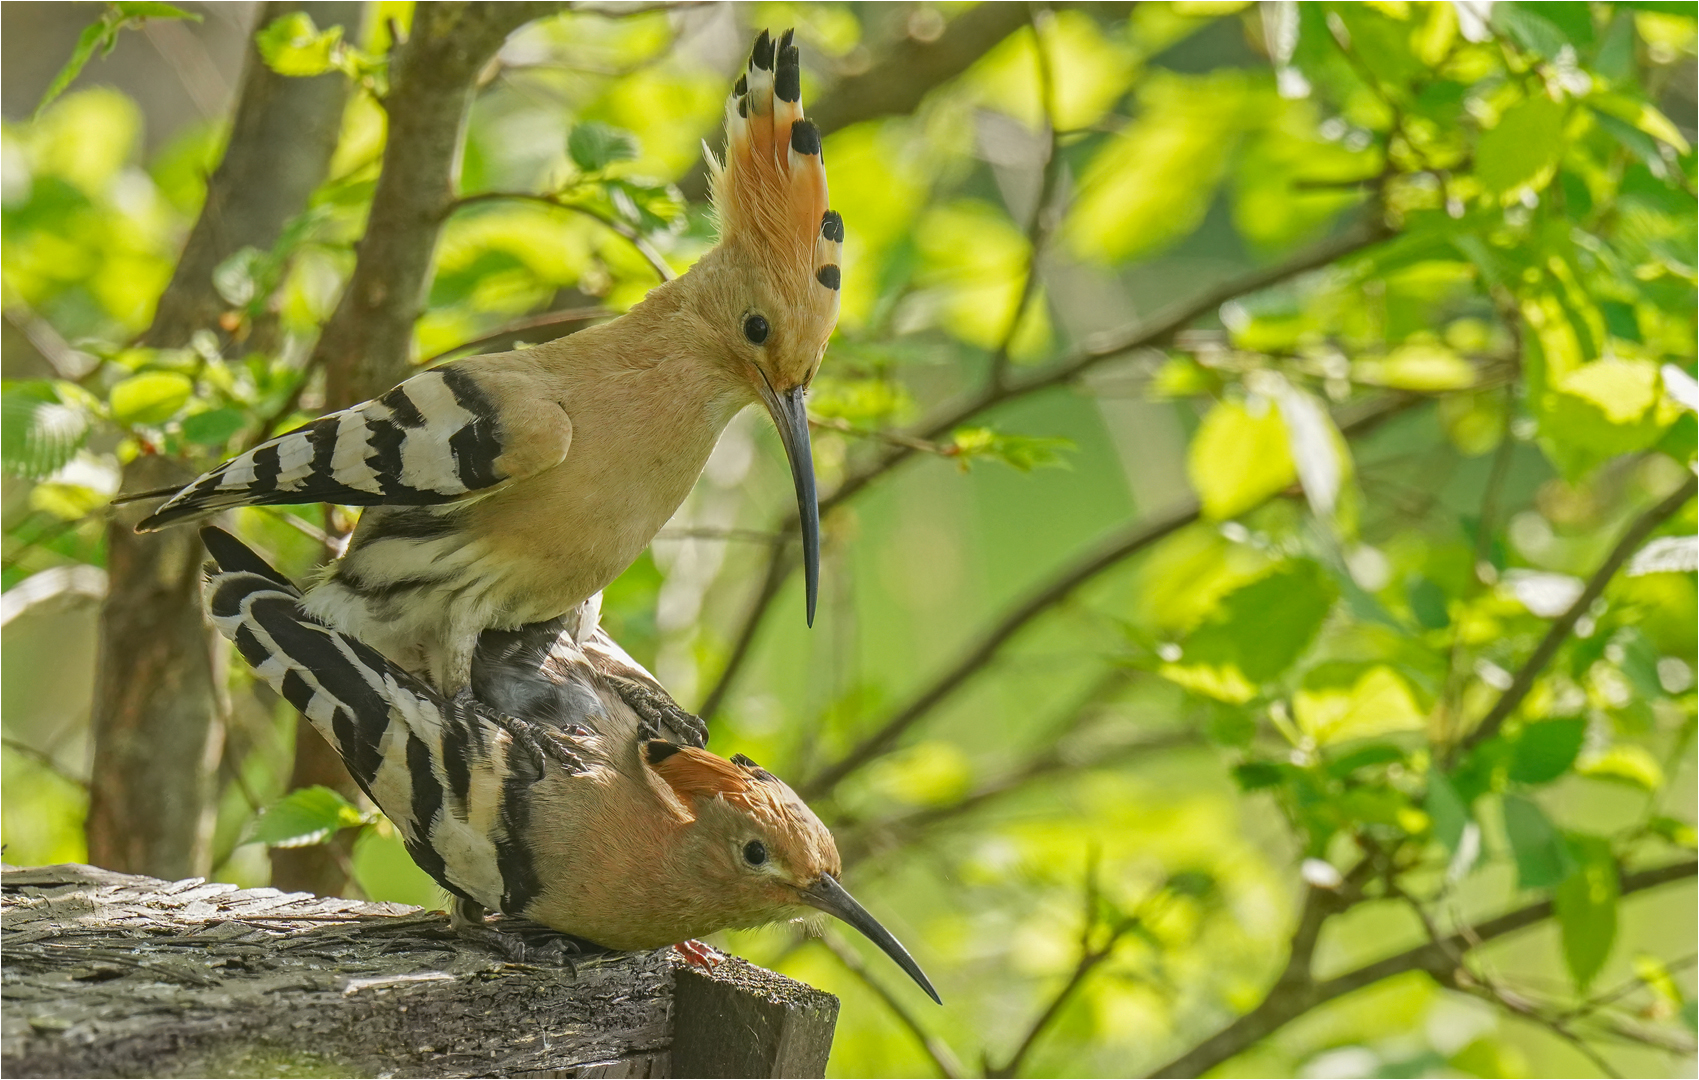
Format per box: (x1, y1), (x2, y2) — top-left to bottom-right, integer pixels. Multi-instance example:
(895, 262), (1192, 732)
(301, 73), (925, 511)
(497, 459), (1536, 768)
(201, 527), (566, 917)
(139, 366), (507, 531)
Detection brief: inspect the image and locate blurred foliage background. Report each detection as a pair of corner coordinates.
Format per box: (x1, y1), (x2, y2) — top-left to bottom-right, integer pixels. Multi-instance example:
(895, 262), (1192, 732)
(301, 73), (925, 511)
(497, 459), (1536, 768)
(3, 2), (1697, 1076)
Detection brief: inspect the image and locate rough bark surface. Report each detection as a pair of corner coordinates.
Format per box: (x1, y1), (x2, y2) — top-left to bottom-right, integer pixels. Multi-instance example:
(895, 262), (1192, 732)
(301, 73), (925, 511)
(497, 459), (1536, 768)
(91, 1), (357, 880)
(2, 863), (839, 1079)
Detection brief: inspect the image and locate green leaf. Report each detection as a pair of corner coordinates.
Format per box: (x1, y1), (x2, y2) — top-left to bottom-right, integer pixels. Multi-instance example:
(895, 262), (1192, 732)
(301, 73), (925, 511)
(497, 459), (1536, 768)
(1554, 836), (1619, 990)
(1353, 344), (1477, 391)
(1576, 745), (1665, 790)
(1161, 560), (1337, 701)
(1188, 399), (1296, 520)
(568, 122), (640, 173)
(1502, 794), (1575, 889)
(1491, 3), (1573, 60)
(1476, 95), (1567, 197)
(1589, 93), (1692, 156)
(36, 3), (199, 117)
(1294, 663), (1426, 745)
(181, 408), (246, 447)
(255, 11), (341, 77)
(112, 2), (198, 18)
(1406, 575), (1451, 630)
(1232, 761), (1288, 791)
(1509, 718), (1587, 784)
(109, 371), (193, 426)
(949, 428), (1073, 472)
(2, 383), (90, 480)
(247, 785), (373, 848)
(35, 20), (111, 118)
(1426, 772), (1470, 852)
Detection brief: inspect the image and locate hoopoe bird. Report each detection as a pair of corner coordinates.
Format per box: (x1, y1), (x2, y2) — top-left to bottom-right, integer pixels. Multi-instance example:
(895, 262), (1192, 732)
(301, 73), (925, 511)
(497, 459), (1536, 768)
(129, 29), (840, 694)
(200, 526), (938, 1002)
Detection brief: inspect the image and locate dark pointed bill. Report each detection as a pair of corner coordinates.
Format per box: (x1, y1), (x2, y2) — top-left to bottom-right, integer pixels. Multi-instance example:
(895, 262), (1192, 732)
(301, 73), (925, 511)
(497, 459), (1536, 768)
(760, 383), (819, 627)
(802, 873), (940, 1004)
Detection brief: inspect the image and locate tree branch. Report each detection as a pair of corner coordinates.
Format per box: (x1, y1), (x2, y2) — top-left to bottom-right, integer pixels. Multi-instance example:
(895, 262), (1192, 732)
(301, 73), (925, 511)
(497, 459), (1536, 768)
(701, 216), (1394, 718)
(1145, 859), (1699, 1078)
(449, 191), (675, 281)
(800, 391), (1419, 799)
(1460, 471), (1698, 753)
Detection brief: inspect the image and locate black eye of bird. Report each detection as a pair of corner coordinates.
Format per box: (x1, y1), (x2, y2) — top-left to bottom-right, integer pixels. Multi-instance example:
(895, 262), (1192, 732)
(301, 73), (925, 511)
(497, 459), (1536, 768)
(743, 840), (768, 866)
(743, 314), (769, 345)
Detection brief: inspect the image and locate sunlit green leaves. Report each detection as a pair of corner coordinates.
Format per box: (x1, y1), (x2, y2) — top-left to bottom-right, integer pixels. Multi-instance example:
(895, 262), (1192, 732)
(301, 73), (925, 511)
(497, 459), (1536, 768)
(109, 371), (192, 426)
(1066, 70), (1268, 263)
(1188, 398), (1295, 520)
(246, 785), (374, 848)
(1294, 663), (1425, 744)
(256, 11), (340, 76)
(255, 11), (382, 89)
(949, 427), (1074, 473)
(1160, 560), (1337, 703)
(1476, 95), (1568, 200)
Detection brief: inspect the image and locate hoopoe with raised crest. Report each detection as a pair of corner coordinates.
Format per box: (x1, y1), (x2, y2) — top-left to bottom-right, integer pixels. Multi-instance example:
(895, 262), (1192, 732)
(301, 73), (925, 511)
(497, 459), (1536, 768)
(199, 525), (938, 1001)
(128, 30), (840, 695)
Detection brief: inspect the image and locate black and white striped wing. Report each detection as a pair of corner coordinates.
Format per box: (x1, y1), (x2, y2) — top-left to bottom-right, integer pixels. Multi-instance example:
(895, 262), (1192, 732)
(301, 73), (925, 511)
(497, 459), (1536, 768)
(201, 527), (575, 917)
(140, 366), (511, 531)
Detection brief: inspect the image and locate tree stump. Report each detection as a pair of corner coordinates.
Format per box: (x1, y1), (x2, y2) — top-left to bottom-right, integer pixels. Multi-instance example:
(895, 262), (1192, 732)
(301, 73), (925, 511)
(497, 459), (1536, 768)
(1, 864), (838, 1078)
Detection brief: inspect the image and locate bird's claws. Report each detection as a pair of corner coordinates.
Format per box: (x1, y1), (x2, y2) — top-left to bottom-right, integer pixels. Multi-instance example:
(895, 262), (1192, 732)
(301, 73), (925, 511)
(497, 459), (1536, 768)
(674, 939), (724, 970)
(607, 675), (709, 748)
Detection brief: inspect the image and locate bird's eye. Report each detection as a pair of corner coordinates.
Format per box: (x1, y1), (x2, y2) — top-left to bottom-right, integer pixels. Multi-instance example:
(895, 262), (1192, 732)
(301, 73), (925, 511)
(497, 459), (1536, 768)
(743, 314), (770, 345)
(742, 840), (768, 866)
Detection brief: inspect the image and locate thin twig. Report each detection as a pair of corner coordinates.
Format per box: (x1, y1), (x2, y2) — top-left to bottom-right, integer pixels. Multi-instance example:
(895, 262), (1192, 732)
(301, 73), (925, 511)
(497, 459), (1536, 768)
(451, 191), (675, 281)
(1460, 472), (1697, 753)
(419, 305), (612, 366)
(700, 216), (1395, 717)
(0, 737), (88, 790)
(809, 414), (955, 457)
(1145, 859), (1698, 1078)
(815, 934), (965, 1078)
(987, 851), (1136, 1078)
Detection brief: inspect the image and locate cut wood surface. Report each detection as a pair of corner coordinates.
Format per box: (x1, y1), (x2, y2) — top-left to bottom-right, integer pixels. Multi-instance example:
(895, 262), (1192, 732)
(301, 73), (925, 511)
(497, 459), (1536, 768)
(2, 864), (839, 1079)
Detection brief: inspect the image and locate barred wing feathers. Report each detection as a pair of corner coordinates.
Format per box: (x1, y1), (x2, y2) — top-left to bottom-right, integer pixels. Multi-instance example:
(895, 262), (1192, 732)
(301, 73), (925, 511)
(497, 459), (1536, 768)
(140, 365), (570, 531)
(200, 526), (576, 916)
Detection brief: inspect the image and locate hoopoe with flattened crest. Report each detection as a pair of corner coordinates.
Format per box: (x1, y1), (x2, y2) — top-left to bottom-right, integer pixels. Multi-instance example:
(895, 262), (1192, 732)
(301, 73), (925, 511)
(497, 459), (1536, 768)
(129, 30), (841, 694)
(199, 525), (938, 1001)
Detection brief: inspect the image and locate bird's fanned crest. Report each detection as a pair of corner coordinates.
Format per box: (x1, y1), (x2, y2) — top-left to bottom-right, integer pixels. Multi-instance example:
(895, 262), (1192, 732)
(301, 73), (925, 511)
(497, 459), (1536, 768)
(709, 28), (842, 321)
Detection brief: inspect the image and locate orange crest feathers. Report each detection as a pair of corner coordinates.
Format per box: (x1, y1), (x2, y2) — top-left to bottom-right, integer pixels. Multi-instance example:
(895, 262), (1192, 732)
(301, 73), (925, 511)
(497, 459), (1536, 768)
(709, 29), (843, 315)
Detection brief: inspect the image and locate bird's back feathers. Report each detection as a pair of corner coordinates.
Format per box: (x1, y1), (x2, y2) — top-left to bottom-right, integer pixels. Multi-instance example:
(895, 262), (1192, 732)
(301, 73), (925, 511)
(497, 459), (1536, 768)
(138, 365), (514, 531)
(201, 526), (578, 914)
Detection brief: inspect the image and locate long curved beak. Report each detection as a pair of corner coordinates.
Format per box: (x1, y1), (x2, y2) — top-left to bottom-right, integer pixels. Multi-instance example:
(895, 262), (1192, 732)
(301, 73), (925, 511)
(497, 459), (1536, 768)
(759, 383), (819, 627)
(801, 874), (941, 1004)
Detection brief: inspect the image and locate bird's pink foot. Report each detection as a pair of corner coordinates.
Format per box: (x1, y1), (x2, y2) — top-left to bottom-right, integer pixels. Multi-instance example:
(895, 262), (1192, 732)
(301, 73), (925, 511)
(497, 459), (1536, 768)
(674, 939), (723, 970)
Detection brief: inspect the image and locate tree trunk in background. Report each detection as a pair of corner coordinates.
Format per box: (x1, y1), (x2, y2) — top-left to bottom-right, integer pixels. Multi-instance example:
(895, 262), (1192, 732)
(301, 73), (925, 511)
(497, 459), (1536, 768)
(277, 0), (555, 896)
(88, 1), (358, 879)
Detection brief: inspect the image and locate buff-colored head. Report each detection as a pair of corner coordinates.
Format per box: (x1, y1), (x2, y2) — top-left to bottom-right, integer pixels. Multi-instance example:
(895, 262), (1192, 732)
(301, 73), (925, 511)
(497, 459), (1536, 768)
(696, 28), (841, 628)
(643, 740), (938, 1002)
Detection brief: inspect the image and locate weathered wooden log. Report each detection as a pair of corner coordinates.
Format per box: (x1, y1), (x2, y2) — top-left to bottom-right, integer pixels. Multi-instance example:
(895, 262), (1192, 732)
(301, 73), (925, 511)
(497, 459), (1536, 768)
(2, 864), (838, 1078)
